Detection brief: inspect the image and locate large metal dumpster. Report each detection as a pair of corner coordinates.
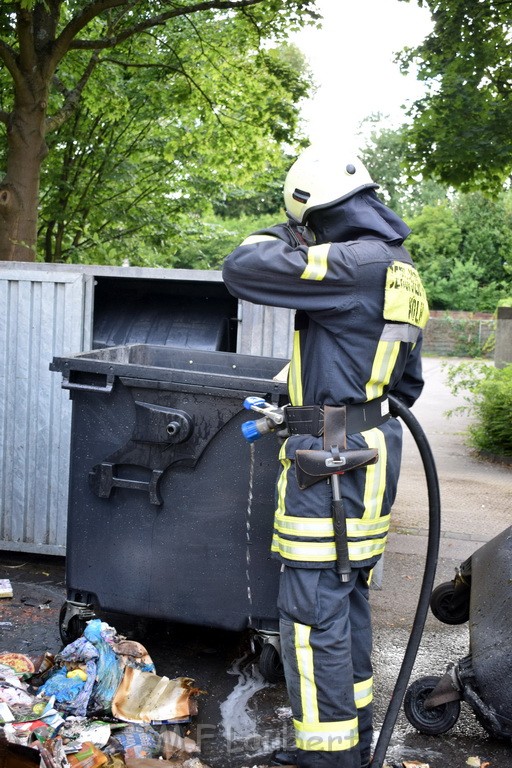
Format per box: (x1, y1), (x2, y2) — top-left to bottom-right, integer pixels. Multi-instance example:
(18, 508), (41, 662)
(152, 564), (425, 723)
(0, 262), (294, 555)
(51, 344), (288, 637)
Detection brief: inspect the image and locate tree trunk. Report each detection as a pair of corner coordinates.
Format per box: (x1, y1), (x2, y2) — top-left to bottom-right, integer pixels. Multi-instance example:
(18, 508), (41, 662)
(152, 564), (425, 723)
(0, 86), (48, 262)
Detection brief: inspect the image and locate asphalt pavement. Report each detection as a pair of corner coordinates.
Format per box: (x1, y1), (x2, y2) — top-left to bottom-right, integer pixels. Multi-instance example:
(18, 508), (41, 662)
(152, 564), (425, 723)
(0, 356), (511, 768)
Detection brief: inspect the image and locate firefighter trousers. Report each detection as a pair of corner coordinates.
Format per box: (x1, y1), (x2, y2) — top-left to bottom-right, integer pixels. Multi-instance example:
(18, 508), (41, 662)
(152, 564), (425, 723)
(278, 565), (373, 768)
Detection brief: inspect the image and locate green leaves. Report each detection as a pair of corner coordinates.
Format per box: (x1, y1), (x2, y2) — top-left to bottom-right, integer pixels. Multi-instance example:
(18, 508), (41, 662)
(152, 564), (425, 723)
(446, 361), (512, 458)
(0, 1), (316, 262)
(0, 1), (318, 261)
(361, 123), (512, 312)
(399, 0), (512, 191)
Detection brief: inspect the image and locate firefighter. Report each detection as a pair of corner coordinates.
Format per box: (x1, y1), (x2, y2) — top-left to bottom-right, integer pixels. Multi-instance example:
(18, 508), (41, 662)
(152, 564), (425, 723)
(222, 145), (429, 768)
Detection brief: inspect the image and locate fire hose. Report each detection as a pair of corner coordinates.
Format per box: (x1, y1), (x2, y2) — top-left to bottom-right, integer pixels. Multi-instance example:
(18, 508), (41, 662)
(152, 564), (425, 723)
(242, 394), (441, 768)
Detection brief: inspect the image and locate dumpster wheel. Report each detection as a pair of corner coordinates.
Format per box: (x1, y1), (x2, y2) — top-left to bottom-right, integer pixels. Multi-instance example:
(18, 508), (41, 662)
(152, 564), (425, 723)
(259, 642), (285, 684)
(430, 581), (470, 625)
(404, 676), (461, 735)
(59, 601), (97, 646)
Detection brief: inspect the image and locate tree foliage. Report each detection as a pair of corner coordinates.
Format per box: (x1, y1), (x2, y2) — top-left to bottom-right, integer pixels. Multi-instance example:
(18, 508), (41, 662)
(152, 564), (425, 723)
(36, 38), (308, 265)
(0, 0), (318, 262)
(362, 123), (512, 311)
(398, 0), (512, 192)
(406, 193), (512, 310)
(359, 115), (447, 218)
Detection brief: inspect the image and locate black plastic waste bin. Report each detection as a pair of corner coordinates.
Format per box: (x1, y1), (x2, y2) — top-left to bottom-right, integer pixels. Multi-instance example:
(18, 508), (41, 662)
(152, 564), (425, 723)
(404, 525), (512, 740)
(51, 344), (288, 638)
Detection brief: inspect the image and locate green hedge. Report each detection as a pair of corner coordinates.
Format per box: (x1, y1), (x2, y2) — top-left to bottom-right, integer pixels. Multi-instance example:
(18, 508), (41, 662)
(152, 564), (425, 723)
(445, 362), (512, 459)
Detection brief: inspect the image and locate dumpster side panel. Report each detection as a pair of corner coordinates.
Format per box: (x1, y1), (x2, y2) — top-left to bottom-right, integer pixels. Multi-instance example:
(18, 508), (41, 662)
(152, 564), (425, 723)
(63, 360), (285, 631)
(237, 300), (294, 358)
(469, 525), (512, 718)
(0, 270), (93, 554)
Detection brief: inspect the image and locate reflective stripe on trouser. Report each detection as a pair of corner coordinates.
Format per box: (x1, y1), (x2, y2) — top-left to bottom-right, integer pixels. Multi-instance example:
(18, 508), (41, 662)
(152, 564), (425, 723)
(271, 426), (399, 569)
(278, 566), (373, 768)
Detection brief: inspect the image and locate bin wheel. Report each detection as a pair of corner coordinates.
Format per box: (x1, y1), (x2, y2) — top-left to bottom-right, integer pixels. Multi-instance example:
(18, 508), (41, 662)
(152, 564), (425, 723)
(404, 676), (461, 735)
(59, 602), (92, 646)
(430, 582), (470, 625)
(259, 642), (285, 683)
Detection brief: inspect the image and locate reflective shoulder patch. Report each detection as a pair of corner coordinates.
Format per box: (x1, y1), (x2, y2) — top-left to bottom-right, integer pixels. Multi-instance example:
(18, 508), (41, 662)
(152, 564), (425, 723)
(240, 234), (279, 246)
(384, 261), (429, 328)
(300, 243), (330, 281)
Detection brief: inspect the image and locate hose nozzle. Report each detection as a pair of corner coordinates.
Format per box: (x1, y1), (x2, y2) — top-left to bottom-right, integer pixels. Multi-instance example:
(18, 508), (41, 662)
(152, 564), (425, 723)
(242, 397), (285, 443)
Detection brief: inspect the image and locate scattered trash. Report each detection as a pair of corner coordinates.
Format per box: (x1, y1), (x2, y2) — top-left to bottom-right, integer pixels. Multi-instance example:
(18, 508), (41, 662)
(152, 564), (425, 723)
(112, 668), (198, 724)
(466, 758), (490, 768)
(0, 618), (203, 768)
(403, 761), (430, 768)
(0, 652), (35, 675)
(109, 723), (160, 759)
(159, 728), (200, 760)
(68, 741), (108, 768)
(0, 579), (13, 598)
(21, 598), (53, 608)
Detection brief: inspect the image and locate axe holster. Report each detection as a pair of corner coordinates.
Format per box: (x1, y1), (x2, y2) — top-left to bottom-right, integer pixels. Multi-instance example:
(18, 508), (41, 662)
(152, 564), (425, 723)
(295, 405), (379, 489)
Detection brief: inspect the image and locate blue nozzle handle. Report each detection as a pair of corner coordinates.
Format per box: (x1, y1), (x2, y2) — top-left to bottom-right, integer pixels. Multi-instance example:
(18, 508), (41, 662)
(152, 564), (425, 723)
(241, 420), (261, 443)
(243, 396), (266, 411)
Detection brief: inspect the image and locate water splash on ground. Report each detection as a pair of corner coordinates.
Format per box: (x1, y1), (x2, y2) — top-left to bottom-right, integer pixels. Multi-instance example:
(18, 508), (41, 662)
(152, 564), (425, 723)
(219, 654), (270, 744)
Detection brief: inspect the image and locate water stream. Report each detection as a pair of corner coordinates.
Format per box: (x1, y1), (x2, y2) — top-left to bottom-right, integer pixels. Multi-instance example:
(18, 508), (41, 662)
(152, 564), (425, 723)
(246, 443), (255, 626)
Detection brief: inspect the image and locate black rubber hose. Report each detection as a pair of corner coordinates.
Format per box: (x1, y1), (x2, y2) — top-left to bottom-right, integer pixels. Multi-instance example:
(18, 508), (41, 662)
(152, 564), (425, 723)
(370, 395), (442, 768)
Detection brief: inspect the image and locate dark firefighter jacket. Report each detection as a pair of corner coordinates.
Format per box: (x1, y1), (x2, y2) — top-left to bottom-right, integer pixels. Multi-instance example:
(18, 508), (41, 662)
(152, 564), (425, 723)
(222, 193), (429, 569)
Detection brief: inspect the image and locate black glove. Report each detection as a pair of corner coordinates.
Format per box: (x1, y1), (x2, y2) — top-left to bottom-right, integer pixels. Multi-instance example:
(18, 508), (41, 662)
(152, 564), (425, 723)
(286, 220), (316, 247)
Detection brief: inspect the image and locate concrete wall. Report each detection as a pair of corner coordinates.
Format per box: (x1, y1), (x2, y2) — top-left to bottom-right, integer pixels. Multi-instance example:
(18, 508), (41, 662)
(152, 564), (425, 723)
(495, 307), (512, 368)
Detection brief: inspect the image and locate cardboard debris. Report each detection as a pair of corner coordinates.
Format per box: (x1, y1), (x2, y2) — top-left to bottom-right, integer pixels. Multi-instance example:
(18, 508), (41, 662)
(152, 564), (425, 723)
(403, 761), (430, 768)
(112, 668), (198, 724)
(160, 729), (199, 760)
(0, 580), (13, 599)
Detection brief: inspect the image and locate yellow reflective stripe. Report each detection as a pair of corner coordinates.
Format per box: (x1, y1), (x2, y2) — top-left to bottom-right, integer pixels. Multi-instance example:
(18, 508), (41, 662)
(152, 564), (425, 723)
(288, 330), (303, 406)
(240, 234), (279, 246)
(294, 717), (359, 751)
(272, 445), (291, 554)
(346, 514), (390, 537)
(300, 243), (330, 281)
(271, 536), (388, 562)
(275, 511), (390, 539)
(384, 261), (429, 328)
(271, 532), (281, 553)
(294, 623), (319, 724)
(348, 537), (387, 561)
(365, 340), (400, 400)
(276, 444), (291, 519)
(274, 511), (334, 538)
(354, 677), (373, 709)
(361, 428), (387, 521)
(274, 538), (337, 562)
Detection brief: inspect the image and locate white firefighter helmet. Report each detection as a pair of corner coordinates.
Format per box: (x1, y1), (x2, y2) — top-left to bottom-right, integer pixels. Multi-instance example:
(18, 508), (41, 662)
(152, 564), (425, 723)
(284, 145), (379, 224)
